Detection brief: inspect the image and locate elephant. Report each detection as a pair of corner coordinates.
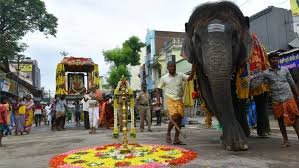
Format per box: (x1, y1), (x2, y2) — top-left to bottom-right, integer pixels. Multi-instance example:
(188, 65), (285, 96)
(183, 1), (271, 151)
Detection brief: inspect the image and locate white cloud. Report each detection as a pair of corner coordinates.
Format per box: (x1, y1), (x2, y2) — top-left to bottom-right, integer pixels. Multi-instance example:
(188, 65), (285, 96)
(22, 0), (291, 92)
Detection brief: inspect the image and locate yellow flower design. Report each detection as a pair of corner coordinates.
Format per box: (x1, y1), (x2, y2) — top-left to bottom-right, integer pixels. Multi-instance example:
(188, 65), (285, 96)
(49, 144), (197, 168)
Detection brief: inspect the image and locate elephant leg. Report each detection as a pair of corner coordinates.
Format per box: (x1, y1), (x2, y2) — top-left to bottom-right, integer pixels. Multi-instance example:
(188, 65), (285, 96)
(235, 99), (250, 137)
(231, 81), (250, 137)
(253, 93), (271, 136)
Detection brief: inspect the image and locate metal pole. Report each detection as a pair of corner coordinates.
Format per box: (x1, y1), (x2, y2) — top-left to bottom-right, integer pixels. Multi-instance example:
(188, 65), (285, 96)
(16, 55), (20, 97)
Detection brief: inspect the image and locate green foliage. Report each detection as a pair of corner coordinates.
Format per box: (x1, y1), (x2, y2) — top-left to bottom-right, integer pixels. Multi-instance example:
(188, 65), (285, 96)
(122, 36), (145, 66)
(107, 65), (130, 88)
(102, 84), (111, 90)
(103, 48), (130, 67)
(0, 0), (58, 66)
(103, 36), (145, 87)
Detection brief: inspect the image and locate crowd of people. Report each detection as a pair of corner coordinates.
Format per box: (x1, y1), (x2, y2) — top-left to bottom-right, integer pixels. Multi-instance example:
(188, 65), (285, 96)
(0, 94), (36, 146)
(1, 54), (299, 148)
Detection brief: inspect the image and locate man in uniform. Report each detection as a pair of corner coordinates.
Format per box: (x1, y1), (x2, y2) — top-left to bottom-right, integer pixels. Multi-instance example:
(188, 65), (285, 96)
(136, 86), (152, 132)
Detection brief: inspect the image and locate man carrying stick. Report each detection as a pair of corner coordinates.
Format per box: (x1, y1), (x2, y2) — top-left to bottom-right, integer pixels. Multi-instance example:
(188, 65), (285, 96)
(157, 61), (194, 145)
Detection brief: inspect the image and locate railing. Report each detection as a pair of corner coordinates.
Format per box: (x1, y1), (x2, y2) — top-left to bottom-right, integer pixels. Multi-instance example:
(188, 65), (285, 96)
(164, 38), (184, 49)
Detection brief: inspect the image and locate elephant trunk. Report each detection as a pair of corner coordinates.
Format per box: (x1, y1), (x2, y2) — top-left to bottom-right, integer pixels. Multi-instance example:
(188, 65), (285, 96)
(204, 36), (247, 150)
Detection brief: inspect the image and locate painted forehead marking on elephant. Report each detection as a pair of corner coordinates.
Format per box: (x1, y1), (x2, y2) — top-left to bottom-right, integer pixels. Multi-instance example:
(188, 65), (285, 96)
(208, 24), (225, 33)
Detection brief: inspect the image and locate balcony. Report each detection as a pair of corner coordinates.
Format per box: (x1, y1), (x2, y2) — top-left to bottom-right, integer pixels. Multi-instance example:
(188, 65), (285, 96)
(164, 38), (184, 50)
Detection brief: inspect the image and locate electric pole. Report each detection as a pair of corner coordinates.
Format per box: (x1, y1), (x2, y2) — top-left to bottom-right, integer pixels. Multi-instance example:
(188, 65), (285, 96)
(16, 55), (21, 97)
(49, 89), (51, 101)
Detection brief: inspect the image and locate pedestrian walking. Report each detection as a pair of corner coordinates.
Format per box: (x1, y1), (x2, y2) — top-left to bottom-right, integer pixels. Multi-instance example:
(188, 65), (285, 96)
(81, 92), (90, 129)
(88, 88), (100, 134)
(73, 100), (81, 126)
(3, 98), (11, 136)
(136, 86), (152, 132)
(13, 98), (21, 135)
(34, 102), (42, 127)
(254, 52), (299, 147)
(157, 61), (194, 145)
(18, 98), (26, 135)
(0, 98), (8, 147)
(152, 88), (162, 126)
(55, 95), (67, 131)
(44, 103), (52, 125)
(50, 99), (57, 130)
(24, 94), (35, 134)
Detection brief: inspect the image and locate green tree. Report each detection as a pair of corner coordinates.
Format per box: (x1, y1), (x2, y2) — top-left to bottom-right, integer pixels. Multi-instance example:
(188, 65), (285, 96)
(103, 36), (144, 87)
(0, 0), (58, 69)
(107, 65), (130, 88)
(122, 36), (145, 66)
(103, 48), (130, 67)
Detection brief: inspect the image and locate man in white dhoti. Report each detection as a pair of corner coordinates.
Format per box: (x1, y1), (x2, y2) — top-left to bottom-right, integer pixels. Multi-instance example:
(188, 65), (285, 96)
(88, 88), (100, 134)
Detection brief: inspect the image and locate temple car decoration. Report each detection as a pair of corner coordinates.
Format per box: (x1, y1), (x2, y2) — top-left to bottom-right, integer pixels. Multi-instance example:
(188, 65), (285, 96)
(55, 57), (100, 96)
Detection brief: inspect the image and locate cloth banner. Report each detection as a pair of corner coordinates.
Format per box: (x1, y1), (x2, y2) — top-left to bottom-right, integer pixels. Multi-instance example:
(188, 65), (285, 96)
(236, 33), (269, 99)
(183, 80), (194, 107)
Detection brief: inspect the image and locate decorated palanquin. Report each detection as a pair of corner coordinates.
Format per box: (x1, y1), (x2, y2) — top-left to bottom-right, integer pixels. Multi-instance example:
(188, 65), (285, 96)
(236, 33), (269, 99)
(55, 57), (100, 96)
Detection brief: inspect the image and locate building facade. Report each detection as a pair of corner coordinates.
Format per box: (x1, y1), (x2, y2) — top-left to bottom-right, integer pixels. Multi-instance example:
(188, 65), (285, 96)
(9, 59), (41, 89)
(144, 30), (185, 92)
(250, 6), (296, 52)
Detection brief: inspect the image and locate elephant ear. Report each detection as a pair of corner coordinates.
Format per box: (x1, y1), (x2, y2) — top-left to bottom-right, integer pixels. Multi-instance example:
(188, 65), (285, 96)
(235, 16), (253, 71)
(181, 22), (196, 64)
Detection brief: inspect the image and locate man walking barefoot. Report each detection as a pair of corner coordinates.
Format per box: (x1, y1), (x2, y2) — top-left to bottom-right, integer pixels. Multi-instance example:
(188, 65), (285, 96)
(157, 61), (193, 145)
(255, 52), (299, 147)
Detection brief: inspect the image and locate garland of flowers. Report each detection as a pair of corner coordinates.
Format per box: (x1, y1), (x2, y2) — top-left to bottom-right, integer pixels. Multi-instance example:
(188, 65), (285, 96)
(61, 57), (94, 66)
(129, 88), (136, 138)
(113, 88), (119, 138)
(93, 64), (100, 89)
(49, 143), (197, 168)
(236, 33), (269, 99)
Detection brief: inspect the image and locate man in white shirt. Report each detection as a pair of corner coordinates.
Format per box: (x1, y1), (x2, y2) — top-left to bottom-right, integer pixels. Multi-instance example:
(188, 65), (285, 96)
(157, 61), (194, 145)
(44, 103), (52, 125)
(81, 92), (91, 129)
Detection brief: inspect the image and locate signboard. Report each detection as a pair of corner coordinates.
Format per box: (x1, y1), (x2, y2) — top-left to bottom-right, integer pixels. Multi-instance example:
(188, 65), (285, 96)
(280, 52), (299, 69)
(290, 0), (299, 16)
(0, 80), (10, 92)
(19, 64), (32, 72)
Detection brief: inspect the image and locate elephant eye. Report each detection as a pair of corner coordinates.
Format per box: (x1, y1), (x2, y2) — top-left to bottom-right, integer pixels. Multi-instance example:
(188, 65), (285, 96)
(193, 33), (201, 46)
(232, 30), (239, 46)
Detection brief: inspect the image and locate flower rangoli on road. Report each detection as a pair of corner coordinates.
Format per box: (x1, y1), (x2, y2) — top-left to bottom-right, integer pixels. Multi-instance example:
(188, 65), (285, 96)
(49, 143), (197, 168)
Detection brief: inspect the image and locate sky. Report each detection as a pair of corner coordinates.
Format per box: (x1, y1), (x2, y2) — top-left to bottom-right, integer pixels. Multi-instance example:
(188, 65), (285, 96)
(22, 0), (291, 93)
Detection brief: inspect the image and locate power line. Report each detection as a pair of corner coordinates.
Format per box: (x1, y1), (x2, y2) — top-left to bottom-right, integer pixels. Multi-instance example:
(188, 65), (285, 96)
(264, 0), (289, 5)
(239, 0), (250, 7)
